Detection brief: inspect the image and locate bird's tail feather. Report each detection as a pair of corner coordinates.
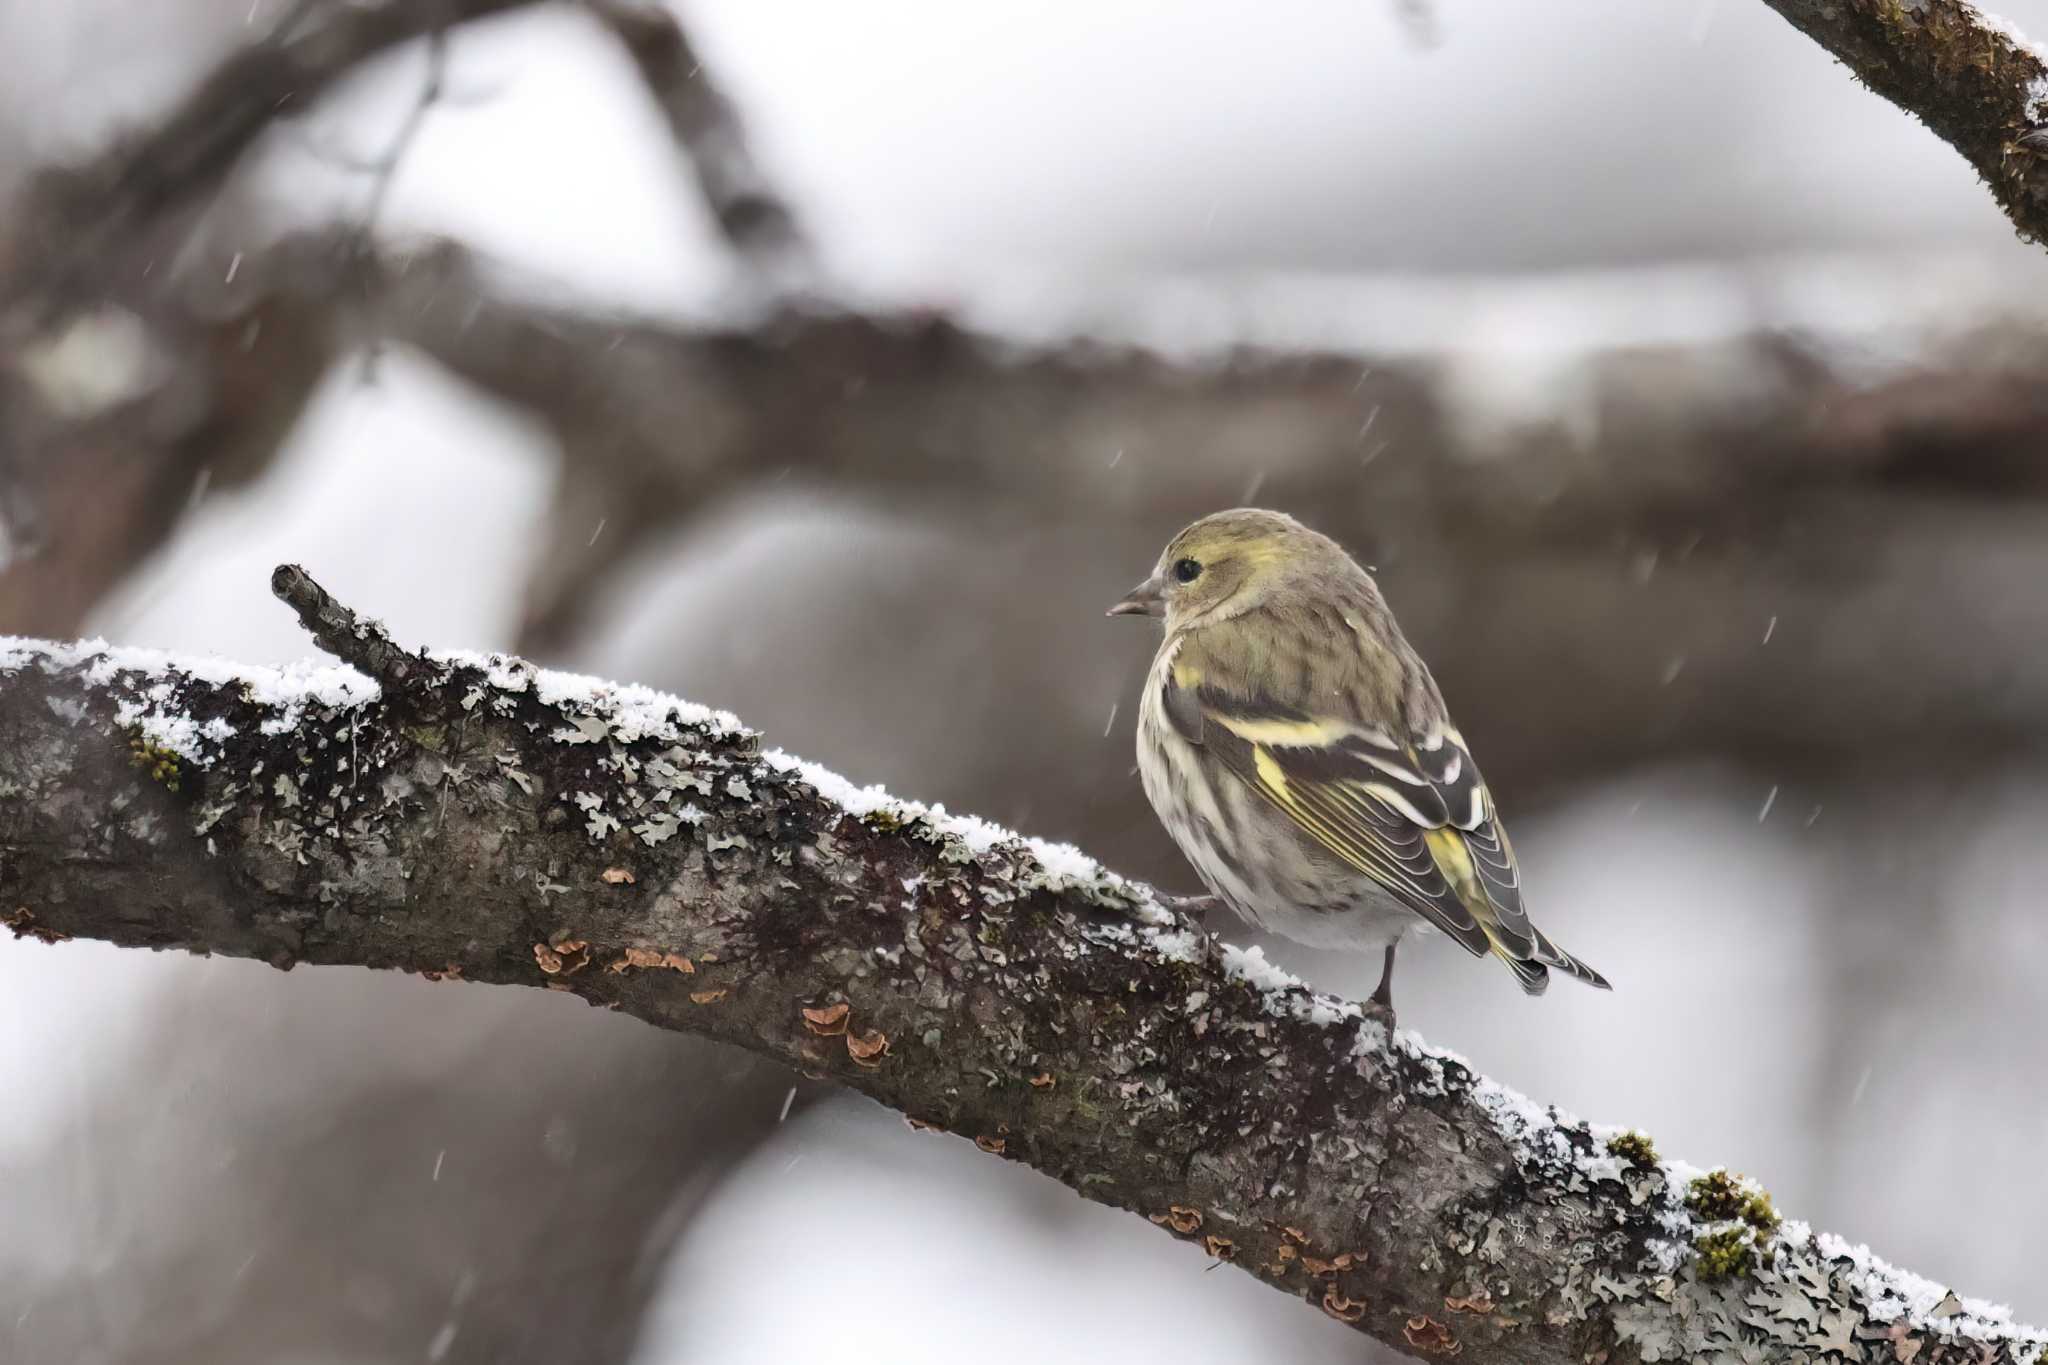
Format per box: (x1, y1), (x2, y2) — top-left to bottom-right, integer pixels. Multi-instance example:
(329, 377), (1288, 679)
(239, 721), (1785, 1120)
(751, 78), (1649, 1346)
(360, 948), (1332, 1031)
(1532, 930), (1611, 991)
(1501, 951), (1550, 996)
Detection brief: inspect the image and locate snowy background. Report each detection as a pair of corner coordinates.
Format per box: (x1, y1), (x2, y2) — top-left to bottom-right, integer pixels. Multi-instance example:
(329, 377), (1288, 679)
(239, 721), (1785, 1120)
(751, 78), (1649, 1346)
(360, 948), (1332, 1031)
(5, 2), (2048, 1362)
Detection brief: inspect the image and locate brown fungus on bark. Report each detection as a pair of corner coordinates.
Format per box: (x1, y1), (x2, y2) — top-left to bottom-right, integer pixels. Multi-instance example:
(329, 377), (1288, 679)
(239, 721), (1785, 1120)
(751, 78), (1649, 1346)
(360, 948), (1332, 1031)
(845, 1028), (889, 1066)
(1404, 1315), (1462, 1356)
(802, 1002), (851, 1036)
(1322, 1286), (1366, 1324)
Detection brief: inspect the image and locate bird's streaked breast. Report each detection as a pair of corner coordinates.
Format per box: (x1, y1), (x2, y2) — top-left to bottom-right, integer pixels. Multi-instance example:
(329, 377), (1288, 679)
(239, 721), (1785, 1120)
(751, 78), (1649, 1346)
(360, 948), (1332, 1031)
(1135, 635), (1408, 949)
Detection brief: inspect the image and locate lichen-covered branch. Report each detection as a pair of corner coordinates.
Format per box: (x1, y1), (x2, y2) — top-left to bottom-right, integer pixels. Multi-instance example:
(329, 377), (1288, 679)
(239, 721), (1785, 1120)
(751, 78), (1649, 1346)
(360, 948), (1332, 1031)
(1756, 0), (2048, 244)
(0, 570), (2037, 1365)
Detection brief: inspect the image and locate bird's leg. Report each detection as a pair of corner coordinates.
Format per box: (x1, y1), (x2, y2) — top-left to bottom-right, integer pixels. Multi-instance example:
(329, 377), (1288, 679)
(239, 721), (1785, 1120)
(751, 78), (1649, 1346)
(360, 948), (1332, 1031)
(1366, 942), (1398, 1028)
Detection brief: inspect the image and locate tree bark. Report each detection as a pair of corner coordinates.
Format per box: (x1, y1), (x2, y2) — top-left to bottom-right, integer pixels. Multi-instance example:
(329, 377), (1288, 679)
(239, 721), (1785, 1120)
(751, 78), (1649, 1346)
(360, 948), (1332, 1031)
(0, 568), (2036, 1365)
(1757, 0), (2048, 245)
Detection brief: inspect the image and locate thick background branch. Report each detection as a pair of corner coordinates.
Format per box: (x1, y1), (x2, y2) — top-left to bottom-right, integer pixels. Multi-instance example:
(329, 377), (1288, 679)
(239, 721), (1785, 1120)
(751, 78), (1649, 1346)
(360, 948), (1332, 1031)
(20, 226), (2048, 800)
(0, 577), (2038, 1365)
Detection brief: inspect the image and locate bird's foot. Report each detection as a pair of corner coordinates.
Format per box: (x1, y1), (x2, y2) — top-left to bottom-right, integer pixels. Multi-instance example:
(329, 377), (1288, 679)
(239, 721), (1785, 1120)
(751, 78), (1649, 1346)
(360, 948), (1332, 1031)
(1159, 892), (1220, 917)
(1364, 943), (1398, 1032)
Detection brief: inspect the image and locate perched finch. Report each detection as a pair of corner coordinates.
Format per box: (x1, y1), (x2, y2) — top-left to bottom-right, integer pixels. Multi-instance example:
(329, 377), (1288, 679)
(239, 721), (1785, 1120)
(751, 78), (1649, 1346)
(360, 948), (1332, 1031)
(1109, 508), (1607, 1017)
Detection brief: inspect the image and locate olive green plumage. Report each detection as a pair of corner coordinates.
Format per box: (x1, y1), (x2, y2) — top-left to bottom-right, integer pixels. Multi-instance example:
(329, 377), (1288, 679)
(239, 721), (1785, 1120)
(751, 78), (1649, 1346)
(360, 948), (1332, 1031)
(1109, 507), (1608, 1012)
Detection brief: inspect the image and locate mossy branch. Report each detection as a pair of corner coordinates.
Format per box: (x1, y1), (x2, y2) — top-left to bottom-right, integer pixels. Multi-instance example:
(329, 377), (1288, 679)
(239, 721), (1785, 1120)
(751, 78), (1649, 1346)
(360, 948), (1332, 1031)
(1758, 0), (2048, 245)
(0, 570), (2039, 1364)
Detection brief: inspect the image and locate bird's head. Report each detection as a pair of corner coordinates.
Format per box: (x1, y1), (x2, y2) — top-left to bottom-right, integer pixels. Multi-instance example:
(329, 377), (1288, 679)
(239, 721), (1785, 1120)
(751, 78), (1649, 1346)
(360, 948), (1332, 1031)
(1107, 507), (1347, 630)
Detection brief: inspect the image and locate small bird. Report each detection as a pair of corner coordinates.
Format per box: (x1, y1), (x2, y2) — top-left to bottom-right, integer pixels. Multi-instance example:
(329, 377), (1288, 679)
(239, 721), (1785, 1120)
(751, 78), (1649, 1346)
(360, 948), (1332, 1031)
(1108, 508), (1608, 1018)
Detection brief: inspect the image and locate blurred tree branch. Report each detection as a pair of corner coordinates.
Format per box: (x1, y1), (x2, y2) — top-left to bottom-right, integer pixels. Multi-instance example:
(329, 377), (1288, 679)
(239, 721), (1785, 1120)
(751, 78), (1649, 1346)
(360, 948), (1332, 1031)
(10, 0), (2048, 802)
(213, 236), (2048, 794)
(0, 0), (795, 635)
(1758, 0), (2048, 244)
(0, 0), (544, 322)
(14, 221), (2048, 793)
(588, 0), (811, 273)
(0, 0), (547, 632)
(0, 566), (2038, 1365)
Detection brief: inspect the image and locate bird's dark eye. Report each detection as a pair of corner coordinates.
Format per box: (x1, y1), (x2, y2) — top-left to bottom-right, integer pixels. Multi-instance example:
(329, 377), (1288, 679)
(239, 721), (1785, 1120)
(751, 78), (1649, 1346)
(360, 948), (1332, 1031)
(1173, 558), (1202, 584)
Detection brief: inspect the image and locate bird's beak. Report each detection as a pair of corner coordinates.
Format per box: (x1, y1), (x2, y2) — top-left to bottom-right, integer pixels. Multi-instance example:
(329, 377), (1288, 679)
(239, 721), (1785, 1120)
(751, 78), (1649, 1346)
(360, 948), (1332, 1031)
(1106, 575), (1166, 618)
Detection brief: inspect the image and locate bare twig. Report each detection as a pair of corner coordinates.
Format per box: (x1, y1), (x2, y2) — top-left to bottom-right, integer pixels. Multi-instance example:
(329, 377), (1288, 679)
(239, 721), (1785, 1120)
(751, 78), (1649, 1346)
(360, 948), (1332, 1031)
(270, 562), (431, 693)
(356, 25), (452, 237)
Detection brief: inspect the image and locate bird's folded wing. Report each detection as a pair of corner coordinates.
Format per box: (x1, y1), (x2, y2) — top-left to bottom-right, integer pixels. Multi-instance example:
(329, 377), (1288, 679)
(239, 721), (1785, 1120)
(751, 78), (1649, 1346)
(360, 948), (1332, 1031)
(1168, 677), (1541, 975)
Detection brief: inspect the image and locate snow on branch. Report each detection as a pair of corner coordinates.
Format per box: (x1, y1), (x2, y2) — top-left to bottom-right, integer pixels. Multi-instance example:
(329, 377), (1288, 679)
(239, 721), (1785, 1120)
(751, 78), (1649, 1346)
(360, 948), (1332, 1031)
(1758, 0), (2048, 245)
(0, 568), (2041, 1364)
